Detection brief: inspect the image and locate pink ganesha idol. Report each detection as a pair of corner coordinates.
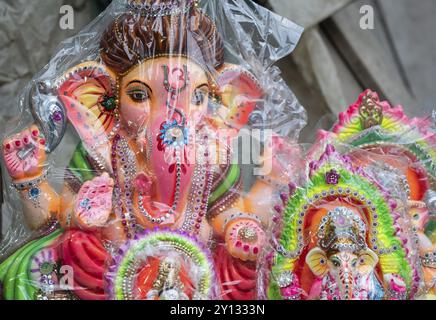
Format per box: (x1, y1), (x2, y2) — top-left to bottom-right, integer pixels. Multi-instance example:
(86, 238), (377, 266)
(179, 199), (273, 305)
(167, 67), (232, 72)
(0, 0), (299, 300)
(265, 145), (420, 300)
(313, 90), (436, 297)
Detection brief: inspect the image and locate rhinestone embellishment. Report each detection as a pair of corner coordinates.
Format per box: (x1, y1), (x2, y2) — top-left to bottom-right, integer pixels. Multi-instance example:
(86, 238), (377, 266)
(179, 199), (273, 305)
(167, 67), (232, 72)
(277, 271), (294, 288)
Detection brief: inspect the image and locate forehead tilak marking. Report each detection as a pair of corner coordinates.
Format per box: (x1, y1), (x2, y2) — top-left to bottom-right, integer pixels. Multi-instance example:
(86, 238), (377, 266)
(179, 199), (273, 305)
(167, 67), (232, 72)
(116, 55), (218, 100)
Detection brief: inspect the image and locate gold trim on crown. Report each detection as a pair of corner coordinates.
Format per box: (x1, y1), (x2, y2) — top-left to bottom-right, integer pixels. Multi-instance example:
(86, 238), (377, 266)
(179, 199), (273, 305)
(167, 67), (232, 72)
(317, 207), (367, 252)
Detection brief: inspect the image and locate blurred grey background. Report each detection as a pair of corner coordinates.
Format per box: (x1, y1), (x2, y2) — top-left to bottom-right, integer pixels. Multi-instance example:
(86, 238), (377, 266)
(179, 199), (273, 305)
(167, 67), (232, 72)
(0, 0), (435, 142)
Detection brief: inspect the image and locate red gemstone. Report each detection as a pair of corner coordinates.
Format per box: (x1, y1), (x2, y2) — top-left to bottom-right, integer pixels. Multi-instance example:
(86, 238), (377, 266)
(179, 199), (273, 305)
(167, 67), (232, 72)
(5, 144), (11, 150)
(253, 247), (259, 254)
(243, 245), (250, 252)
(235, 241), (242, 248)
(32, 130), (39, 137)
(195, 224), (201, 229)
(15, 141), (21, 147)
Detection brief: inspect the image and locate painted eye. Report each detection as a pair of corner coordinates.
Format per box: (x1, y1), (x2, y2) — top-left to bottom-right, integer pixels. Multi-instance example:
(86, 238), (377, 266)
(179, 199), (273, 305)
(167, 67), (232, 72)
(413, 214), (420, 220)
(331, 259), (340, 268)
(352, 259), (357, 267)
(128, 90), (149, 103)
(192, 87), (208, 106)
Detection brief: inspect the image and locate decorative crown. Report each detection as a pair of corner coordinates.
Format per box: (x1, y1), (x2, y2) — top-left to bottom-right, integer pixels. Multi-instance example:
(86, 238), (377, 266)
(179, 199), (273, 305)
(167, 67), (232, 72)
(125, 0), (199, 17)
(315, 90), (436, 183)
(317, 207), (367, 252)
(358, 90), (384, 129)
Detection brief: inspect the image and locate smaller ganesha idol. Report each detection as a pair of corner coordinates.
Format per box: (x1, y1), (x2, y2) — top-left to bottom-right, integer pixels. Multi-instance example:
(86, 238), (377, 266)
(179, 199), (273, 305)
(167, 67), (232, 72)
(0, 0), (302, 300)
(316, 90), (436, 296)
(265, 145), (420, 300)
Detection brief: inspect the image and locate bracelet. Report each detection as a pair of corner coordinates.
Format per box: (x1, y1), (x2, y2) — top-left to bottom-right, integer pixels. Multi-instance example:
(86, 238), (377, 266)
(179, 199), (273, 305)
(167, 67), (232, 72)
(12, 170), (49, 191)
(222, 212), (263, 233)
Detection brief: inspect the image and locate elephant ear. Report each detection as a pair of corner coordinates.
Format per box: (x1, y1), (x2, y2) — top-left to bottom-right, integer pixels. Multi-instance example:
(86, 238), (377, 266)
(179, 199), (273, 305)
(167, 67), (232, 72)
(306, 247), (328, 277)
(214, 64), (263, 134)
(55, 62), (118, 158)
(357, 249), (379, 275)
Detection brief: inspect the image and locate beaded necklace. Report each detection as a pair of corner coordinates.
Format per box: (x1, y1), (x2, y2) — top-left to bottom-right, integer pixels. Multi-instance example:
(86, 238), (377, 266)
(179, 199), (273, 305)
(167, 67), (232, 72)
(137, 146), (183, 224)
(111, 129), (217, 236)
(112, 134), (138, 239)
(180, 131), (214, 235)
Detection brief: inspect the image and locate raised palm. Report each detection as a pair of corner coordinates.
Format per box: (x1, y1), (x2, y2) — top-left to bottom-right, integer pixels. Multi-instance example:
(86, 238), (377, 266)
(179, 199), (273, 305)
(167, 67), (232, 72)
(225, 219), (266, 262)
(2, 125), (47, 181)
(74, 173), (114, 228)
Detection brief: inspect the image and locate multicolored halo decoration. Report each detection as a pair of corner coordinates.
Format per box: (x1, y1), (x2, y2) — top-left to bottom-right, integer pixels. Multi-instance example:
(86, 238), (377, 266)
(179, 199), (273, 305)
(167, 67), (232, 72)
(268, 145), (417, 300)
(107, 230), (215, 300)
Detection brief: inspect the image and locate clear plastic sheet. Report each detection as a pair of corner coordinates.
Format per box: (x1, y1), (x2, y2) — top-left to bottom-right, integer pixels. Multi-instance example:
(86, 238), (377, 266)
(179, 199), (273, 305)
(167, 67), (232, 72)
(259, 144), (424, 300)
(325, 90), (436, 298)
(258, 90), (436, 300)
(0, 0), (305, 300)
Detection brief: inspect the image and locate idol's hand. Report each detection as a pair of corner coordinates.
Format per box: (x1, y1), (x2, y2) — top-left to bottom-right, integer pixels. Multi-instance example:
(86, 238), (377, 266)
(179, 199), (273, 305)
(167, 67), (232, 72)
(224, 218), (266, 262)
(384, 273), (407, 300)
(2, 125), (47, 181)
(74, 173), (114, 229)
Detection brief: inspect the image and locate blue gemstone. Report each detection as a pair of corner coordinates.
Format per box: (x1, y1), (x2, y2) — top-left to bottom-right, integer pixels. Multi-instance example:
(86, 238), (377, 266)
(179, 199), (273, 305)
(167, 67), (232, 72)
(29, 188), (40, 199)
(80, 198), (90, 208)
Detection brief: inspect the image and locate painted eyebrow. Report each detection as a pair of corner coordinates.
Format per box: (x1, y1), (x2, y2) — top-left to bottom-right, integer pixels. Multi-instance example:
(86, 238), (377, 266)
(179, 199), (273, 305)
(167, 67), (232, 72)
(196, 84), (209, 90)
(126, 80), (153, 93)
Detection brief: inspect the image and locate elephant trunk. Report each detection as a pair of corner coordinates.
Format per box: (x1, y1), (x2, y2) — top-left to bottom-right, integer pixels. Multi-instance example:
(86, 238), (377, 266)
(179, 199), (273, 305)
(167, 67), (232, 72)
(338, 268), (354, 300)
(147, 109), (195, 206)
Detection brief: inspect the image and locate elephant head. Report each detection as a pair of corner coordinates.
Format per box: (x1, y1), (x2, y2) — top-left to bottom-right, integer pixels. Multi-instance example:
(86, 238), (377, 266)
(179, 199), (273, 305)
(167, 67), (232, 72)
(306, 246), (379, 300)
(35, 1), (263, 154)
(305, 206), (379, 300)
(31, 0), (263, 229)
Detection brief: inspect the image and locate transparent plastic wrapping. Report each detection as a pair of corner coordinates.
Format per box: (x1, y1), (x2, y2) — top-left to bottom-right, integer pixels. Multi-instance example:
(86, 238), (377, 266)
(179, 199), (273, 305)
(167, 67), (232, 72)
(260, 144), (424, 300)
(0, 0), (306, 300)
(259, 90), (436, 300)
(318, 90), (436, 298)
